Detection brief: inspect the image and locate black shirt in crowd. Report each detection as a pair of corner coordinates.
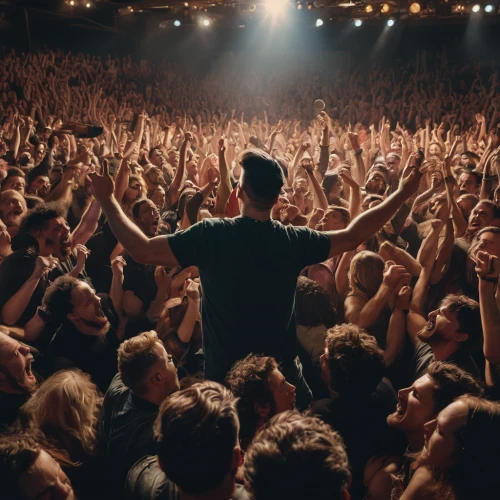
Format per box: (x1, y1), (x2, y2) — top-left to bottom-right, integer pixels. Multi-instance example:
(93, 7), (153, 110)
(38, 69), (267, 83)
(168, 216), (331, 382)
(411, 342), (480, 383)
(0, 391), (30, 431)
(98, 374), (160, 494)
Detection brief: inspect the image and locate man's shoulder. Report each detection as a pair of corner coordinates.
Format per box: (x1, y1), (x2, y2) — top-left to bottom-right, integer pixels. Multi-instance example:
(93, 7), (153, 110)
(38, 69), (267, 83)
(0, 248), (36, 271)
(105, 374), (129, 400)
(125, 456), (176, 500)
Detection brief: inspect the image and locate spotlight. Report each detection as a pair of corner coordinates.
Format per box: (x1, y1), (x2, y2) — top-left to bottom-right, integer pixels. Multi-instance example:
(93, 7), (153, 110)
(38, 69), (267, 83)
(387, 18), (395, 26)
(472, 3), (481, 11)
(365, 4), (374, 12)
(249, 4), (256, 12)
(316, 18), (324, 27)
(174, 20), (181, 27)
(381, 3), (390, 13)
(354, 19), (362, 26)
(69, 0), (75, 5)
(265, 0), (288, 15)
(485, 4), (494, 11)
(297, 1), (303, 9)
(409, 2), (421, 13)
(203, 19), (210, 26)
(86, 1), (91, 7)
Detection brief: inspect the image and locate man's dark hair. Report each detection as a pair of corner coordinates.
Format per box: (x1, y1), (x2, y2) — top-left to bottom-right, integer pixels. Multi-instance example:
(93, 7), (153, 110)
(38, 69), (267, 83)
(154, 381), (239, 495)
(131, 198), (151, 220)
(463, 170), (482, 186)
(1, 167), (25, 190)
(475, 226), (500, 239)
(225, 354), (278, 446)
(11, 201), (67, 252)
(244, 410), (351, 500)
(0, 435), (41, 498)
(321, 172), (341, 197)
(427, 361), (483, 414)
(295, 276), (336, 328)
(40, 275), (82, 324)
(239, 149), (284, 210)
(475, 199), (500, 221)
(323, 324), (385, 398)
(439, 294), (482, 351)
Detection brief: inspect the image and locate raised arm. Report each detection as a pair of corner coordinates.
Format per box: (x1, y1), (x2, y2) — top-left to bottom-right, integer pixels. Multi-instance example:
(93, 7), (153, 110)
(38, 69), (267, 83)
(90, 163), (179, 268)
(166, 132), (191, 208)
(327, 153), (427, 258)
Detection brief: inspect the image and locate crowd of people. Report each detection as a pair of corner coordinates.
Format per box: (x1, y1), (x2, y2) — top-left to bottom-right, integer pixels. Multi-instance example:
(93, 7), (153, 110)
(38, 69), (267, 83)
(0, 46), (500, 499)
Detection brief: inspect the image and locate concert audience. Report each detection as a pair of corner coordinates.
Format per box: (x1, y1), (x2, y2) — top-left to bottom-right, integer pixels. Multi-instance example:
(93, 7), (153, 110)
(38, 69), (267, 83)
(0, 45), (499, 499)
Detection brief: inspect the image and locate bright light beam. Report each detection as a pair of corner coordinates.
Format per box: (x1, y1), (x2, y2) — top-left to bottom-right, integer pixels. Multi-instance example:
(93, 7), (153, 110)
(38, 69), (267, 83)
(265, 0), (288, 15)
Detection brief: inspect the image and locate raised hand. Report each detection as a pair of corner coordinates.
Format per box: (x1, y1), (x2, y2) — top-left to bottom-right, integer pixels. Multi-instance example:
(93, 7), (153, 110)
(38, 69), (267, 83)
(90, 159), (115, 205)
(111, 256), (127, 277)
(475, 251), (500, 279)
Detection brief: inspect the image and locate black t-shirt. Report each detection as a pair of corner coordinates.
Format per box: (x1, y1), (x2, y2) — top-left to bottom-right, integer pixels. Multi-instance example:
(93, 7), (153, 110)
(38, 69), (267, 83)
(412, 342), (481, 382)
(125, 455), (250, 500)
(311, 379), (398, 500)
(0, 249), (48, 326)
(49, 297), (119, 391)
(168, 217), (331, 381)
(98, 374), (159, 494)
(123, 256), (157, 311)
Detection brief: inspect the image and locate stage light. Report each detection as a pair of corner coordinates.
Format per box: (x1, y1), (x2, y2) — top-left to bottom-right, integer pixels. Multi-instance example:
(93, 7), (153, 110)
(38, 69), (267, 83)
(203, 19), (210, 26)
(409, 2), (421, 13)
(316, 18), (324, 27)
(249, 4), (256, 12)
(354, 19), (362, 26)
(86, 1), (91, 7)
(69, 0), (75, 5)
(387, 18), (395, 26)
(265, 0), (288, 15)
(174, 20), (181, 27)
(365, 4), (374, 12)
(485, 4), (493, 11)
(472, 4), (481, 11)
(381, 3), (390, 13)
(297, 1), (303, 9)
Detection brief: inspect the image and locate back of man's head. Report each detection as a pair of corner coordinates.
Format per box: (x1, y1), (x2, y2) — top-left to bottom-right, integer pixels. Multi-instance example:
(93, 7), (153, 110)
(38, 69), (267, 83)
(238, 149), (284, 210)
(323, 324), (385, 398)
(225, 354), (278, 445)
(427, 361), (483, 414)
(244, 410), (351, 500)
(154, 381), (240, 496)
(118, 330), (164, 395)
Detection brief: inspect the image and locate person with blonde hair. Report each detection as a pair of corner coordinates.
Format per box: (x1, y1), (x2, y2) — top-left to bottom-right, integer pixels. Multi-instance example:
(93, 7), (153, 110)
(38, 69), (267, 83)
(19, 369), (101, 462)
(98, 330), (180, 493)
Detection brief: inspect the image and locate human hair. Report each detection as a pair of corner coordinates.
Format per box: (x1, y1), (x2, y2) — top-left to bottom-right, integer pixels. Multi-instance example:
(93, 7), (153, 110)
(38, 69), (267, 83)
(244, 410), (351, 500)
(348, 250), (385, 298)
(461, 170), (481, 186)
(477, 199), (500, 220)
(11, 201), (67, 252)
(323, 324), (385, 398)
(40, 275), (82, 324)
(1, 167), (25, 190)
(18, 370), (102, 459)
(154, 381), (239, 495)
(327, 206), (351, 226)
(439, 294), (481, 351)
(118, 330), (164, 395)
(0, 435), (41, 498)
(295, 276), (336, 327)
(131, 198), (151, 220)
(239, 149), (284, 210)
(178, 188), (197, 219)
(474, 225), (500, 239)
(426, 362), (483, 414)
(225, 354), (278, 446)
(321, 172), (341, 196)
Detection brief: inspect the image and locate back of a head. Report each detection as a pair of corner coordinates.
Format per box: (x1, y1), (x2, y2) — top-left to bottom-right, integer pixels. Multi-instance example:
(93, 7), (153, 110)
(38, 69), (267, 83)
(244, 410), (351, 500)
(295, 276), (337, 328)
(225, 354), (278, 445)
(154, 381), (239, 496)
(118, 330), (163, 395)
(324, 324), (385, 398)
(349, 250), (385, 298)
(19, 369), (101, 457)
(239, 149), (284, 210)
(426, 362), (483, 414)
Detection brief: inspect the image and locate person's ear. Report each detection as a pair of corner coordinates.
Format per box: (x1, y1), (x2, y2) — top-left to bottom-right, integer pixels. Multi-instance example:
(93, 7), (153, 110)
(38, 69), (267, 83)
(454, 332), (469, 343)
(67, 312), (78, 321)
(151, 372), (163, 386)
(230, 446), (243, 475)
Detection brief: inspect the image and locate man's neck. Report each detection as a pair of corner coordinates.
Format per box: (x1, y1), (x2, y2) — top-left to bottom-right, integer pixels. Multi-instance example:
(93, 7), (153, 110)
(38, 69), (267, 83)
(240, 205), (272, 222)
(430, 342), (461, 362)
(70, 319), (108, 337)
(406, 430), (424, 452)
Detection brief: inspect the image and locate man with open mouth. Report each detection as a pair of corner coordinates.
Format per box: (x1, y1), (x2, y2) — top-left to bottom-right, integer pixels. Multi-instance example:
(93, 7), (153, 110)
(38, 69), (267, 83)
(0, 199), (100, 329)
(0, 331), (38, 429)
(41, 275), (120, 392)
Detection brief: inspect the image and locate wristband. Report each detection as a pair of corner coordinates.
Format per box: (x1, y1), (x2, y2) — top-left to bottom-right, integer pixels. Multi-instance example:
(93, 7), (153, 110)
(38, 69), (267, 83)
(354, 148), (363, 156)
(444, 175), (455, 183)
(480, 275), (499, 283)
